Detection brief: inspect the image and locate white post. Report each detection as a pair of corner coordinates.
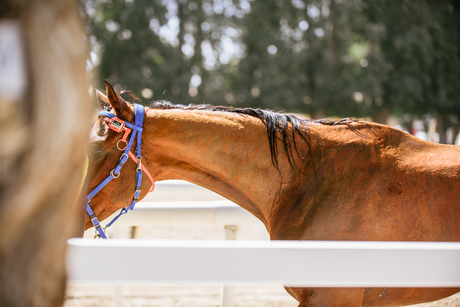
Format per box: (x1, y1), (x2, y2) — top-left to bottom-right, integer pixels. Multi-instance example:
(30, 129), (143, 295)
(220, 225), (238, 307)
(224, 225), (238, 241)
(130, 226), (140, 239)
(114, 283), (123, 307)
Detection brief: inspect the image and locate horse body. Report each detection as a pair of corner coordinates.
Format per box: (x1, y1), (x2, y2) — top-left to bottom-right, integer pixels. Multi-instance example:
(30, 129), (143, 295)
(272, 123), (460, 242)
(87, 82), (460, 306)
(269, 124), (460, 306)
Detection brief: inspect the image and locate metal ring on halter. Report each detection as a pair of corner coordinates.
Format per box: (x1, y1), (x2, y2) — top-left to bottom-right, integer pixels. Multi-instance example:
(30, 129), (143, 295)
(110, 169), (120, 178)
(117, 139), (127, 150)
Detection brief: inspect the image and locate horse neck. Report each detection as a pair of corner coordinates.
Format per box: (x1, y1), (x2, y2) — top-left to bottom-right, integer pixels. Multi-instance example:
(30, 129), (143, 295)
(142, 108), (282, 225)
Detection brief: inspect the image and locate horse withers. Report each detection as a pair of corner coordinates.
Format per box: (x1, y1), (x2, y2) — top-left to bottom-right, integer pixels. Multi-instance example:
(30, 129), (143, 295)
(86, 80), (460, 307)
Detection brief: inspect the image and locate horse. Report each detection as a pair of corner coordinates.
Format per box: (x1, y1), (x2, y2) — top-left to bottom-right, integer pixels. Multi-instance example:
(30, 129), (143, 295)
(85, 80), (460, 307)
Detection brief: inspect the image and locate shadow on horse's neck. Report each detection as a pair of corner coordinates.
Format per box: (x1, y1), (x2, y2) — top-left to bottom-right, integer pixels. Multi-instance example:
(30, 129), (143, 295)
(142, 107), (311, 226)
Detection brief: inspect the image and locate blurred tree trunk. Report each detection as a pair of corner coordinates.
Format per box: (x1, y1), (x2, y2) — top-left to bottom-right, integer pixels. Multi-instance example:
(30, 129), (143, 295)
(436, 113), (448, 144)
(371, 108), (389, 125)
(453, 124), (460, 145)
(0, 0), (90, 306)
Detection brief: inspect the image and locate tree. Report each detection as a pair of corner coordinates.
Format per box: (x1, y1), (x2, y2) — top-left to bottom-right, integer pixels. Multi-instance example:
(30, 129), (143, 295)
(361, 0), (460, 136)
(81, 0), (460, 141)
(0, 0), (90, 306)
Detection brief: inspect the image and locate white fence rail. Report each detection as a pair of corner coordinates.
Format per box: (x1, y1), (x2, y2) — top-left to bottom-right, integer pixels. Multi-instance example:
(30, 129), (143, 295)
(67, 239), (460, 287)
(70, 182), (460, 307)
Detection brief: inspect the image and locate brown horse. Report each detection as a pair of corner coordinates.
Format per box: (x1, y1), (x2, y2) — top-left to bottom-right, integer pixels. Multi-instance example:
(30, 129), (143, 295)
(86, 80), (460, 307)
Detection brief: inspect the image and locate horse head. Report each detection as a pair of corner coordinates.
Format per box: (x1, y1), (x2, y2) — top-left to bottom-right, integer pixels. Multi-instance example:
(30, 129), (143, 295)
(85, 80), (152, 231)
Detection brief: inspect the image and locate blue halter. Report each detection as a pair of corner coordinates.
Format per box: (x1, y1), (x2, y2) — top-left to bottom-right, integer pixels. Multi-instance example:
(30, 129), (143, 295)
(86, 103), (146, 239)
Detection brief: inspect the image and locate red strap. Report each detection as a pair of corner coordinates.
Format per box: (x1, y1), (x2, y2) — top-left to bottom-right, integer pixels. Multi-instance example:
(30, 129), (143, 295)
(128, 151), (155, 192)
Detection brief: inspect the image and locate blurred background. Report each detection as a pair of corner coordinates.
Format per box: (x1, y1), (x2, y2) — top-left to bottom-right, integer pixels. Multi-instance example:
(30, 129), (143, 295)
(80, 0), (460, 144)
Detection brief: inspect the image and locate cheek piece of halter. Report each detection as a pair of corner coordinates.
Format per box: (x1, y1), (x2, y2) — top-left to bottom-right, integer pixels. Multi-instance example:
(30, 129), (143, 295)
(86, 103), (155, 239)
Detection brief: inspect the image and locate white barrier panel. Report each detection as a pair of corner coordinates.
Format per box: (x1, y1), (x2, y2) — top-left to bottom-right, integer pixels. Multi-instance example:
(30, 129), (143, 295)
(109, 201), (262, 226)
(67, 239), (460, 287)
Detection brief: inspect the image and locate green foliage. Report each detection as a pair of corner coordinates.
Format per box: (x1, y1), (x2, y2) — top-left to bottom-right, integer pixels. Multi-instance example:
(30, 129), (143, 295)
(81, 0), (460, 125)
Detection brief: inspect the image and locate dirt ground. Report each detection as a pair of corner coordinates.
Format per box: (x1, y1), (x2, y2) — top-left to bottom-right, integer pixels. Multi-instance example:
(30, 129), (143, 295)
(65, 181), (460, 307)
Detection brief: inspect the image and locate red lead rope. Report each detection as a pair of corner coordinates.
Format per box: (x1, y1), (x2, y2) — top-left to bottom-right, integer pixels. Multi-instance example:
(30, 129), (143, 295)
(128, 150), (155, 192)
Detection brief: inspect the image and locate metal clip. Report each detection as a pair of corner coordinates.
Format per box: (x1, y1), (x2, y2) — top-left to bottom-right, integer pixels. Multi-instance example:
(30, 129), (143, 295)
(93, 225), (108, 239)
(136, 157), (142, 172)
(94, 226), (102, 239)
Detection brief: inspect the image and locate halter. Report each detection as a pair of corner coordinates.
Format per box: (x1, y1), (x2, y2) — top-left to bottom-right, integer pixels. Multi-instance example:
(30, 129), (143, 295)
(86, 103), (154, 239)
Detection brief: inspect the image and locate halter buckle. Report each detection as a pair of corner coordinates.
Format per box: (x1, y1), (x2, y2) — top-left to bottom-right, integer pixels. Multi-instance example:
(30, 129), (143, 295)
(117, 153), (129, 168)
(136, 157), (142, 172)
(133, 187), (141, 201)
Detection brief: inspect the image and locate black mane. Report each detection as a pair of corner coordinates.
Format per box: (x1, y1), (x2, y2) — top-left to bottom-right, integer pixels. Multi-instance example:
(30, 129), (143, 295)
(151, 100), (358, 173)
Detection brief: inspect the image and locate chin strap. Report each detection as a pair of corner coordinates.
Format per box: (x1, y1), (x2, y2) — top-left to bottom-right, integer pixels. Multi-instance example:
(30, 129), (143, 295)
(86, 104), (154, 239)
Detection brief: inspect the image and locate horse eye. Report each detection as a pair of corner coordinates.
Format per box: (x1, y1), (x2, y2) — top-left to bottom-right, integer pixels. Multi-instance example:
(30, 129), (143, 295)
(91, 146), (105, 160)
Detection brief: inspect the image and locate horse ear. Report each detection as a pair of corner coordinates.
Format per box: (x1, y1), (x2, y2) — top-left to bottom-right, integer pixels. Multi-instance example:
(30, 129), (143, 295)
(103, 79), (133, 121)
(95, 89), (110, 110)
